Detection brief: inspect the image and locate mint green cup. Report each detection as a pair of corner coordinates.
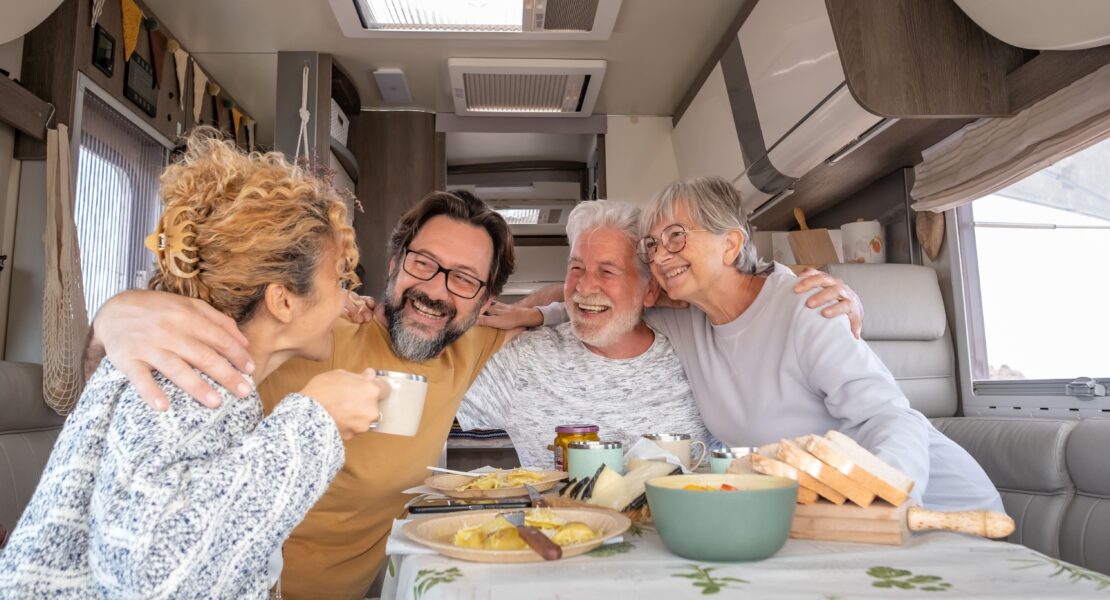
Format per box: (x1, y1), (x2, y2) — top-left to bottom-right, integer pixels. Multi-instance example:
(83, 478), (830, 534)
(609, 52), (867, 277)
(645, 474), (797, 561)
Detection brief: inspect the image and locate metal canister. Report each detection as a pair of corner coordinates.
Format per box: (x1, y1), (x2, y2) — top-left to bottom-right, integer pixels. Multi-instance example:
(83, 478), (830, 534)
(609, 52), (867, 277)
(552, 424), (599, 471)
(567, 440), (624, 480)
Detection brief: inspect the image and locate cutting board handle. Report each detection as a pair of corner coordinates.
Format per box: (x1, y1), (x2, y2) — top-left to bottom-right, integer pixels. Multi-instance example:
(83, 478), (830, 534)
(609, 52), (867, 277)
(794, 207), (809, 230)
(906, 507), (1015, 538)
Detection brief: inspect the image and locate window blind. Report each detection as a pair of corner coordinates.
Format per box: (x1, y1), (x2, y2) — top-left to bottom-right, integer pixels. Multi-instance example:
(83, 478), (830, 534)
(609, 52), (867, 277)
(74, 90), (166, 319)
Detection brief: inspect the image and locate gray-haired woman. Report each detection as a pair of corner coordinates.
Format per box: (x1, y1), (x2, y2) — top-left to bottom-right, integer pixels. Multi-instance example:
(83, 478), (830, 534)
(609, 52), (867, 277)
(636, 175), (1002, 511)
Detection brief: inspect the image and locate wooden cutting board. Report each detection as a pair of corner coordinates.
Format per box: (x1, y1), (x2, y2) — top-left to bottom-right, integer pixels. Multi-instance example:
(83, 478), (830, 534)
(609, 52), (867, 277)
(788, 208), (840, 266)
(790, 500), (1014, 545)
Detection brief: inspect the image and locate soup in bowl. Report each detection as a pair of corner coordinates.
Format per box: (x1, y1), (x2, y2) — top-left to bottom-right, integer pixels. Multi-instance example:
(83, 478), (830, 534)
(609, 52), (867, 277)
(645, 474), (797, 561)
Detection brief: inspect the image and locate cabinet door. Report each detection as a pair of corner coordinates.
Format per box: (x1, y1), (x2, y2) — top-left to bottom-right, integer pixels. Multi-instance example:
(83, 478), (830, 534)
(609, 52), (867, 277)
(672, 64), (745, 183)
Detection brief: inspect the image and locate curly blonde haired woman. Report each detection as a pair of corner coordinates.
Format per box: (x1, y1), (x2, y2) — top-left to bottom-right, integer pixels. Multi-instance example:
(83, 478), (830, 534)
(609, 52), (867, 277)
(0, 130), (389, 599)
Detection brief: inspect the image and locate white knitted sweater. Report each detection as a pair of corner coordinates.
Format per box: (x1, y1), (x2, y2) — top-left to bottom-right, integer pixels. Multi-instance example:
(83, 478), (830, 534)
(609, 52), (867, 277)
(0, 360), (344, 599)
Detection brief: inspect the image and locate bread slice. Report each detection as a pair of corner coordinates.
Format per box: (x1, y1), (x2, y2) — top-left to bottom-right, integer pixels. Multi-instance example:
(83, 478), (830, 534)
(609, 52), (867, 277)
(778, 439), (876, 507)
(813, 431), (915, 506)
(796, 485), (819, 505)
(751, 452), (846, 505)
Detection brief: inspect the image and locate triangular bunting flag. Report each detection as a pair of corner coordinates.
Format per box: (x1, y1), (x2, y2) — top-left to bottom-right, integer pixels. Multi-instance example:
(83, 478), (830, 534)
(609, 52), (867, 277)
(231, 107), (244, 144)
(149, 29), (168, 88)
(193, 64), (208, 125)
(171, 44), (188, 111)
(120, 0), (143, 62)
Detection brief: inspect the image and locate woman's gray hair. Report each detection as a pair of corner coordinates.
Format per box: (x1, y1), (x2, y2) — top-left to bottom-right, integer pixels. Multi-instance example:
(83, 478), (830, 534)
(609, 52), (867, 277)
(639, 176), (772, 275)
(565, 200), (650, 280)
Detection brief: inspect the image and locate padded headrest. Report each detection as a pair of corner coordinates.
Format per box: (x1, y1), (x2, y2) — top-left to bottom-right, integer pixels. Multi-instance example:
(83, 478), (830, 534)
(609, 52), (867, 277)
(0, 361), (66, 432)
(825, 263), (947, 341)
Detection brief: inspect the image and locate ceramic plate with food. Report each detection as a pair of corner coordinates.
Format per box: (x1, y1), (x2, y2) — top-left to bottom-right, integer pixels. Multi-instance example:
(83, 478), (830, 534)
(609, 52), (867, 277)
(424, 469), (567, 499)
(403, 507), (630, 563)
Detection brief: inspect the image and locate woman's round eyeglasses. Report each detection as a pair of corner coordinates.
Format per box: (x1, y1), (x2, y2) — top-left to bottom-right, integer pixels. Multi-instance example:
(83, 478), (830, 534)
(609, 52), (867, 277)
(636, 224), (710, 264)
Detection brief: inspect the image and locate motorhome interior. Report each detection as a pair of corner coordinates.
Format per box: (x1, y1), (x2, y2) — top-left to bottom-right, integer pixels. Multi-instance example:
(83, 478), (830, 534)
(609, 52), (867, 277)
(1, 0), (1108, 598)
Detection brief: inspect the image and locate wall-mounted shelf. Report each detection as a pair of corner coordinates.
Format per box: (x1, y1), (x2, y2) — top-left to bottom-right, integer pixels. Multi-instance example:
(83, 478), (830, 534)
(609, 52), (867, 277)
(0, 76), (51, 140)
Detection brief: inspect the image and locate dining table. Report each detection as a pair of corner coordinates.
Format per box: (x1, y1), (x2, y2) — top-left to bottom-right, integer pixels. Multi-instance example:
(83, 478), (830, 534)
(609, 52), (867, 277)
(381, 514), (1110, 599)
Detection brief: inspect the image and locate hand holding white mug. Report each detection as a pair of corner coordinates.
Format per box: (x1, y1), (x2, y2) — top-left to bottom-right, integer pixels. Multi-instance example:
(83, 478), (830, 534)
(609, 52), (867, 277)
(300, 369), (389, 441)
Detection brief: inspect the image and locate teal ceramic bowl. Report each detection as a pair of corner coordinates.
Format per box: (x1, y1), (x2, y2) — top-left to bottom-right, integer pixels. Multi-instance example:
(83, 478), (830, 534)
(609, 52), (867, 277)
(645, 474), (797, 562)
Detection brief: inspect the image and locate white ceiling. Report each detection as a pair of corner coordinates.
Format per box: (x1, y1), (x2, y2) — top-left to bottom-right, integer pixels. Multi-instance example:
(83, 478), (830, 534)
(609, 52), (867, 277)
(142, 0), (748, 146)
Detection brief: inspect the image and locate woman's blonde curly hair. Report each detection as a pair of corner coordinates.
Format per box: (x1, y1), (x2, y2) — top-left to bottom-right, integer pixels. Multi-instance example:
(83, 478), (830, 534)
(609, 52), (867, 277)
(148, 128), (358, 323)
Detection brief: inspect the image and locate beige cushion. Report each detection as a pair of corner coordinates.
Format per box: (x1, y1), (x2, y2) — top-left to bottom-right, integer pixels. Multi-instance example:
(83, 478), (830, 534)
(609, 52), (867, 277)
(0, 361), (65, 534)
(1061, 418), (1110, 575)
(933, 417), (1075, 558)
(825, 263), (956, 417)
(825, 263), (946, 341)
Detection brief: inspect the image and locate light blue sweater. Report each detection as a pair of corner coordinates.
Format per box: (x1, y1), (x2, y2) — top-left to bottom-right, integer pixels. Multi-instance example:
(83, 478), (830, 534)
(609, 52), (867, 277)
(0, 360), (344, 599)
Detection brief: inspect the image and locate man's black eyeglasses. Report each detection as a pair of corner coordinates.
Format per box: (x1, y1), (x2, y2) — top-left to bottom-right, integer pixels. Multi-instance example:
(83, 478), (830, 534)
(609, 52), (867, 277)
(402, 248), (487, 299)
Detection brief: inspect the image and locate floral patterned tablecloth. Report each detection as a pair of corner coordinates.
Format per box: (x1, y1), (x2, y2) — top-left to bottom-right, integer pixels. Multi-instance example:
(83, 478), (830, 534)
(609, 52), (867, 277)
(382, 522), (1109, 599)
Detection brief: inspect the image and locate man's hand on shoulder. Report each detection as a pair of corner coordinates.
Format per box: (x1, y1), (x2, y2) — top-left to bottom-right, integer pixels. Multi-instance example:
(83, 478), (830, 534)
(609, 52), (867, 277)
(93, 289), (253, 411)
(792, 268), (864, 339)
(478, 301), (543, 330)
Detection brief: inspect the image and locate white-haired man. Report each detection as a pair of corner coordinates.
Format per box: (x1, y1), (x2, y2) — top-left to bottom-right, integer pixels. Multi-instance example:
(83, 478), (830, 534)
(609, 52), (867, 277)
(457, 201), (712, 468)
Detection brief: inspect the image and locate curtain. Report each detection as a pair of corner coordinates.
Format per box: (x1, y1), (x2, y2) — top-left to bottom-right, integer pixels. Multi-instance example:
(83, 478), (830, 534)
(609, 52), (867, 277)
(43, 124), (89, 415)
(74, 90), (165, 320)
(911, 64), (1110, 213)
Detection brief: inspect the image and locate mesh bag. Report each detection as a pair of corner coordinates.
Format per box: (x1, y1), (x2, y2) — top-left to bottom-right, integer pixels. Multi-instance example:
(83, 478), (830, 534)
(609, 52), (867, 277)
(42, 124), (89, 415)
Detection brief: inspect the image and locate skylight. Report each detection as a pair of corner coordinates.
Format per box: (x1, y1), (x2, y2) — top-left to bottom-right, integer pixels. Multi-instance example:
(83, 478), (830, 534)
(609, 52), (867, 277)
(357, 0), (523, 32)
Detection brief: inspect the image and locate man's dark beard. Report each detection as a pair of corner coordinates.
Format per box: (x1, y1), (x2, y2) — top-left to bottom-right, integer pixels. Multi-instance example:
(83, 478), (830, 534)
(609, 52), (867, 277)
(383, 279), (480, 362)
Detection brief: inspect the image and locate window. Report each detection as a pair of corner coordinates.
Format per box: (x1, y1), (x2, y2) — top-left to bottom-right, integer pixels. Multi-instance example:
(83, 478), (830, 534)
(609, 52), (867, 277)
(74, 90), (166, 318)
(956, 137), (1110, 408)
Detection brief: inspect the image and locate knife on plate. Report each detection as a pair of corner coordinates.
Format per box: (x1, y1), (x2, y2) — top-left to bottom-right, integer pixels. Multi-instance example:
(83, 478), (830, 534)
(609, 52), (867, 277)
(524, 483), (548, 508)
(502, 511), (562, 560)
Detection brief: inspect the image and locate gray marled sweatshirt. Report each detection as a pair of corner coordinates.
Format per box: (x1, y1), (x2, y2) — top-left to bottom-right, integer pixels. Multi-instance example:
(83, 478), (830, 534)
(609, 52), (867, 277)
(458, 322), (712, 469)
(0, 360), (344, 599)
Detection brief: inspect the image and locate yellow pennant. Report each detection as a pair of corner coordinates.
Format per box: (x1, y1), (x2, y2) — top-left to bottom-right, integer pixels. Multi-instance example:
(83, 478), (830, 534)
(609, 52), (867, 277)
(231, 107), (243, 140)
(121, 0), (143, 62)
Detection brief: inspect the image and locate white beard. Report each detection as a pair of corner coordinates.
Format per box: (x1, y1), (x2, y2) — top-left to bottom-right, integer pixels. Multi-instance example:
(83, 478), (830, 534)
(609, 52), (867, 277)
(569, 290), (645, 349)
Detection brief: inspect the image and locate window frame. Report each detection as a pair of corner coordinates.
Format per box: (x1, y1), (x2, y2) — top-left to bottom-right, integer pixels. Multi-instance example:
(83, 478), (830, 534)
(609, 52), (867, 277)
(949, 205), (1110, 419)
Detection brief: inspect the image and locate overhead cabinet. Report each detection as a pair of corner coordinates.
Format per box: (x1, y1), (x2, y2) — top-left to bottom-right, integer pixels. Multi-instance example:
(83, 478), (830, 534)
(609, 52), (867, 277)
(672, 0), (883, 215)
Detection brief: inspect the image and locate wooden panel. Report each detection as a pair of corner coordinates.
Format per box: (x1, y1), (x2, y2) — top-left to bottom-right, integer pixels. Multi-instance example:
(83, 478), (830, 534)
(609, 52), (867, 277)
(14, 0), (78, 159)
(350, 111), (441, 296)
(16, 0), (251, 158)
(0, 76), (52, 140)
(752, 118), (969, 231)
(1007, 46), (1110, 114)
(826, 0), (1024, 118)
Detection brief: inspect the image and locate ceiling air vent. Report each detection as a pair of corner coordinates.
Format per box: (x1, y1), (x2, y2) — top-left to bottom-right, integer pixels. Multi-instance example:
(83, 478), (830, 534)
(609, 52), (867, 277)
(449, 58), (606, 117)
(529, 0), (600, 32)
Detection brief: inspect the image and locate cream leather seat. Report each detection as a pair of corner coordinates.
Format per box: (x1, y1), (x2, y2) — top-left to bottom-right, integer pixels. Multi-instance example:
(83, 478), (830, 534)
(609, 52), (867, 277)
(824, 263), (957, 417)
(0, 361), (65, 539)
(826, 263), (1107, 575)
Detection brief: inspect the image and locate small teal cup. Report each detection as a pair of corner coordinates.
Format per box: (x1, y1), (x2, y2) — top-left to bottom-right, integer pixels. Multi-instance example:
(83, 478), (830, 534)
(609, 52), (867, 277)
(710, 447), (759, 474)
(567, 440), (624, 480)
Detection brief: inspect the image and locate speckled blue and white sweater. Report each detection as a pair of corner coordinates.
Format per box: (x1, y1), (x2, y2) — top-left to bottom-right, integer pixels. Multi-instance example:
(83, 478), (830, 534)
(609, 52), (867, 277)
(0, 359), (344, 599)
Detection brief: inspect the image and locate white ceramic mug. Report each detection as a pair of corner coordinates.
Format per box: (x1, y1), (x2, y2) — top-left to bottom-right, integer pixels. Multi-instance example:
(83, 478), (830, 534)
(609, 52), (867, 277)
(370, 370), (427, 436)
(642, 433), (707, 471)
